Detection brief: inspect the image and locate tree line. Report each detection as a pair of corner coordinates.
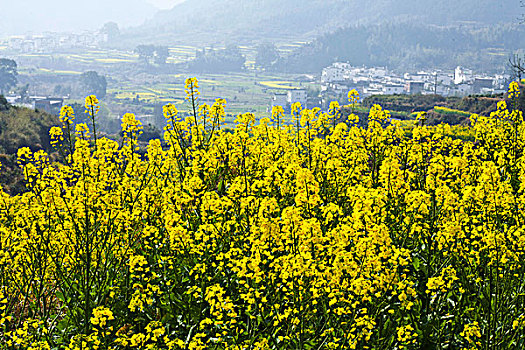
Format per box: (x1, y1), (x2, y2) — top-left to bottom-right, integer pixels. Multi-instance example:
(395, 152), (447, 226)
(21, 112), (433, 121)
(268, 22), (525, 73)
(0, 58), (107, 99)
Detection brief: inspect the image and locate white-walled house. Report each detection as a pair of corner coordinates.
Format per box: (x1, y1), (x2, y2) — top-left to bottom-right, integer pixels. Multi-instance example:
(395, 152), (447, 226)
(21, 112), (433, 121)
(455, 66), (473, 85)
(383, 84), (405, 95)
(321, 66), (346, 83)
(452, 83), (473, 96)
(271, 92), (288, 108)
(287, 89), (307, 105)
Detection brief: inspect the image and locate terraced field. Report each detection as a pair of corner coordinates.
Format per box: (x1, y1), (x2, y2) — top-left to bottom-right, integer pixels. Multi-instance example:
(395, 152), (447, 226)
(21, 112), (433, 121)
(11, 43), (319, 121)
(107, 72), (319, 119)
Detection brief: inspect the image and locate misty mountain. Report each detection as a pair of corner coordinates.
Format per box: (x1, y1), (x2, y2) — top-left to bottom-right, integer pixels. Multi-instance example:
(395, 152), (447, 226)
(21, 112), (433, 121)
(273, 22), (525, 73)
(136, 0), (522, 44)
(0, 0), (158, 35)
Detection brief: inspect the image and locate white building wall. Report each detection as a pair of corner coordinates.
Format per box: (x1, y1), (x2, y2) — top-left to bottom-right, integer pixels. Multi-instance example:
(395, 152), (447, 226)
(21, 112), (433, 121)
(383, 85), (405, 94)
(288, 89), (307, 105)
(271, 93), (288, 108)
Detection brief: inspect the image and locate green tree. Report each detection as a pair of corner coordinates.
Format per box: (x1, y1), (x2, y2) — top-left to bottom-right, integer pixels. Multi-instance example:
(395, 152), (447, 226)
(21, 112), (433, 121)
(136, 45), (170, 65)
(54, 84), (71, 97)
(0, 95), (9, 111)
(0, 59), (18, 95)
(255, 42), (280, 69)
(80, 71), (107, 98)
(135, 45), (156, 64)
(16, 84), (29, 103)
(154, 46), (170, 65)
(101, 22), (120, 41)
(189, 45), (246, 72)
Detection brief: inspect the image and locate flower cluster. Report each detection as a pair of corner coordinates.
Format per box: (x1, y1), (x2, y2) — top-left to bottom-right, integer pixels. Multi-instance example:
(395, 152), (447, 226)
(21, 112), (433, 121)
(0, 80), (524, 349)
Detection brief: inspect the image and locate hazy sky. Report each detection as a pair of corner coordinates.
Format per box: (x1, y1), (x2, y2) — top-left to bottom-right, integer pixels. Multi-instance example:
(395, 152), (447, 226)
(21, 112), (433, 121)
(148, 0), (183, 9)
(0, 0), (185, 35)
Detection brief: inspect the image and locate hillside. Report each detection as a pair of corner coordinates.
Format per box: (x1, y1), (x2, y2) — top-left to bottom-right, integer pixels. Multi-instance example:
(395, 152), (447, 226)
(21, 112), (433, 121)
(129, 0), (522, 45)
(359, 94), (501, 124)
(0, 100), (59, 194)
(272, 22), (525, 73)
(353, 87), (525, 126)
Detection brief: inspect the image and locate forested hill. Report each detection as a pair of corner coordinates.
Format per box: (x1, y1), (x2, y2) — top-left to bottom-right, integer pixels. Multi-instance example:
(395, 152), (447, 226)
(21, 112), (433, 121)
(134, 0), (522, 44)
(272, 22), (525, 73)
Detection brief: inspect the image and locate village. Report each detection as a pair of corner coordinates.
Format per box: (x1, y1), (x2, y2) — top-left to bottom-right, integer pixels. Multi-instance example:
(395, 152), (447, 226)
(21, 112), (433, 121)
(319, 62), (511, 98)
(0, 32), (515, 127)
(271, 62), (511, 112)
(1, 31), (110, 53)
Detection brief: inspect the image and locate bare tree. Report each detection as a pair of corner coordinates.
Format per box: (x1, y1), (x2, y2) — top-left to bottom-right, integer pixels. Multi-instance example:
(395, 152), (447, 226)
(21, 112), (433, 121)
(509, 54), (525, 81)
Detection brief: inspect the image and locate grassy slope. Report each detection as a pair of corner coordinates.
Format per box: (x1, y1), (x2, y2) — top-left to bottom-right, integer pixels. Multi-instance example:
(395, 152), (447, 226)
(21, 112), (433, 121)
(0, 104), (59, 194)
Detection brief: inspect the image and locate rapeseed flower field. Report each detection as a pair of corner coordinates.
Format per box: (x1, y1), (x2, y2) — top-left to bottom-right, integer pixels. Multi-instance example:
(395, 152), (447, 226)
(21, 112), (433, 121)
(1, 79), (524, 349)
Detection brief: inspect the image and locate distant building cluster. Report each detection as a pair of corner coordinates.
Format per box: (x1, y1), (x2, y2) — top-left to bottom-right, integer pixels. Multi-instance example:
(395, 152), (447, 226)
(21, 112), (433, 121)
(320, 62), (511, 99)
(5, 95), (64, 115)
(1, 31), (108, 53)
